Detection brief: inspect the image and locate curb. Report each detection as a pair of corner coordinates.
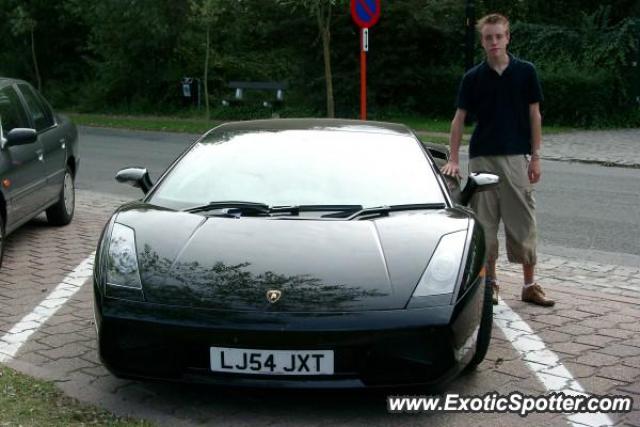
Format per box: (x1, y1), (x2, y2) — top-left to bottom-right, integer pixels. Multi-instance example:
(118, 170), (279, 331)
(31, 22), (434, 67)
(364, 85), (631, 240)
(541, 157), (640, 169)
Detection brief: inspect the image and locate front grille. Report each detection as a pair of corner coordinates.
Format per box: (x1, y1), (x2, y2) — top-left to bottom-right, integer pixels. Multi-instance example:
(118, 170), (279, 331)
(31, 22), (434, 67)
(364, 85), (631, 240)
(105, 320), (456, 384)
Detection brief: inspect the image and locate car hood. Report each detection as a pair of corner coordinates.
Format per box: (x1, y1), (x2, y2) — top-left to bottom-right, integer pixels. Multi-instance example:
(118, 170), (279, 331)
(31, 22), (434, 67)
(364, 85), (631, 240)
(114, 204), (469, 312)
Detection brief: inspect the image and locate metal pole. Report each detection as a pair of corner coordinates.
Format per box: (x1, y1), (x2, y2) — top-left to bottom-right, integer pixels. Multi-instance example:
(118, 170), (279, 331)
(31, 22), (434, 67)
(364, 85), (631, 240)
(360, 28), (367, 120)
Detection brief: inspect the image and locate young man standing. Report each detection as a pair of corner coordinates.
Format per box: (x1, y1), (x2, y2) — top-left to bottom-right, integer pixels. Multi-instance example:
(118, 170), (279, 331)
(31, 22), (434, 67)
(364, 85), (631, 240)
(441, 13), (554, 307)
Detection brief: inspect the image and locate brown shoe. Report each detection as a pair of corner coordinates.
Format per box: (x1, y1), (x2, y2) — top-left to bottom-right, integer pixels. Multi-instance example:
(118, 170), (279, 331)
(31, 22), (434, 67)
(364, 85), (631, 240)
(521, 284), (555, 307)
(491, 282), (499, 305)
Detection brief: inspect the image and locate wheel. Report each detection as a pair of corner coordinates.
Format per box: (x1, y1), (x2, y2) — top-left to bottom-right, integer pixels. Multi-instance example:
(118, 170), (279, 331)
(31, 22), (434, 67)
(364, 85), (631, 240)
(46, 166), (75, 226)
(464, 278), (493, 372)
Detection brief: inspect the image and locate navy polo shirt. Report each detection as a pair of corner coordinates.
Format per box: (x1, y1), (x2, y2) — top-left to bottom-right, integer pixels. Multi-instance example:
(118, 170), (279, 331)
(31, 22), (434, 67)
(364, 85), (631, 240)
(456, 54), (543, 158)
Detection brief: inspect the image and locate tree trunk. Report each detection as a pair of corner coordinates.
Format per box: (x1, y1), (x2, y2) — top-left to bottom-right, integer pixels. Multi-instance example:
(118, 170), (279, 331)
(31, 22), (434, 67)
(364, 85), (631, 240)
(317, 4), (335, 118)
(30, 28), (41, 91)
(204, 26), (210, 120)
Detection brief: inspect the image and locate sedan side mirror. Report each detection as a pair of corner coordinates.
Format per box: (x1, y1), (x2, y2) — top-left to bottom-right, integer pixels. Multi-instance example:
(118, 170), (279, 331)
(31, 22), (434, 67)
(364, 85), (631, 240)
(115, 167), (153, 194)
(4, 128), (37, 147)
(459, 172), (500, 206)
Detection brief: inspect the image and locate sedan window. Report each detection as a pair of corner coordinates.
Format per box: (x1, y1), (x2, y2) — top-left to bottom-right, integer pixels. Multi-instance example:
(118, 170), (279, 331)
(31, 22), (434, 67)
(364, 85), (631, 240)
(17, 84), (54, 132)
(0, 86), (30, 138)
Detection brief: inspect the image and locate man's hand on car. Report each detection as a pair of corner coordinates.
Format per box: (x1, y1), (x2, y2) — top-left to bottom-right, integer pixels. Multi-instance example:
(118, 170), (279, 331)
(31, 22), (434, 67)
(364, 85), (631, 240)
(441, 161), (461, 178)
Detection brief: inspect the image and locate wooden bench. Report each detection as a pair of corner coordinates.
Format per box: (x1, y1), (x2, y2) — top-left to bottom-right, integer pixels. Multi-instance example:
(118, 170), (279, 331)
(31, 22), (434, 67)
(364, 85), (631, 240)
(222, 81), (288, 109)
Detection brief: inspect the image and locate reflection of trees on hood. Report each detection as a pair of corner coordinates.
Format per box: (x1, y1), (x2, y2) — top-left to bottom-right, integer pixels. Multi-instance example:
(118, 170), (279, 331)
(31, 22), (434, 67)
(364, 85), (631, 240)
(138, 244), (387, 311)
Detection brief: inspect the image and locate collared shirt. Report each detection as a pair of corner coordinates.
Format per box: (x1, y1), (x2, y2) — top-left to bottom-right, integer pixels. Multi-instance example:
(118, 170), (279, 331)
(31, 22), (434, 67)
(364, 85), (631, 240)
(456, 54), (543, 158)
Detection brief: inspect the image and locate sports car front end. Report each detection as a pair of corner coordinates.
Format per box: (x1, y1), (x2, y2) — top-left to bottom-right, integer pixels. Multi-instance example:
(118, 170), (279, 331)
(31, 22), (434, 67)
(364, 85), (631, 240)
(93, 119), (493, 389)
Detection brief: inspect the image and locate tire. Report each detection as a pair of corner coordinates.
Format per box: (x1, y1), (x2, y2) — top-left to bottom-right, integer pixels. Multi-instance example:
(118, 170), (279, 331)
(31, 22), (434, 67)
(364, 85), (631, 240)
(464, 278), (494, 372)
(0, 210), (5, 270)
(46, 166), (75, 226)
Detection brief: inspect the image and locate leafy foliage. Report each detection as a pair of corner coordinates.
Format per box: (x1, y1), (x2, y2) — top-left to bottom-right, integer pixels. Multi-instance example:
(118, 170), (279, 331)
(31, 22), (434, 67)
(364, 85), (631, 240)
(0, 0), (637, 126)
(508, 7), (639, 124)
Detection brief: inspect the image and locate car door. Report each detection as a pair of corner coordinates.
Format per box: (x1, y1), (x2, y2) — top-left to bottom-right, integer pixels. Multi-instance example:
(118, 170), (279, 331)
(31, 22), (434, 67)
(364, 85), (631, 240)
(15, 83), (66, 204)
(0, 85), (46, 229)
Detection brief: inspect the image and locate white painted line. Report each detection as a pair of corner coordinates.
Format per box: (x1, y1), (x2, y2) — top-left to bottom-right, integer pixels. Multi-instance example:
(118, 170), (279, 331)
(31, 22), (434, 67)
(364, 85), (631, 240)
(495, 299), (614, 427)
(0, 253), (95, 363)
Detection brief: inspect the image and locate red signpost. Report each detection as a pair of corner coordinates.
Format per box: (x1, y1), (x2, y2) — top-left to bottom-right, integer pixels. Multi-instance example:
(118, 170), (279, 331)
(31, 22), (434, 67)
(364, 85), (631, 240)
(350, 0), (380, 121)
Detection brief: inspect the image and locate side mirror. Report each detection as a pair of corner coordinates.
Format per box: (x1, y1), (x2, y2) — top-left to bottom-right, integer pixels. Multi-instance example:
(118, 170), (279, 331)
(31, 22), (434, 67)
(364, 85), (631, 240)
(4, 128), (37, 147)
(459, 172), (500, 206)
(115, 167), (153, 194)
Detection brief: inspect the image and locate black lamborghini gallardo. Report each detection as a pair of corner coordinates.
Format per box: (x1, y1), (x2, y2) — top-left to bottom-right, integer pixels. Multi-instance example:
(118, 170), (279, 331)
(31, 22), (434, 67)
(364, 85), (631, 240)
(93, 119), (498, 388)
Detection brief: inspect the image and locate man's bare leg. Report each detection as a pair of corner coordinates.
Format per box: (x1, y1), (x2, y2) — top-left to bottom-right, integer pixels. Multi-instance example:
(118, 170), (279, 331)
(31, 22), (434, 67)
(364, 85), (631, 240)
(487, 258), (499, 304)
(523, 263), (534, 284)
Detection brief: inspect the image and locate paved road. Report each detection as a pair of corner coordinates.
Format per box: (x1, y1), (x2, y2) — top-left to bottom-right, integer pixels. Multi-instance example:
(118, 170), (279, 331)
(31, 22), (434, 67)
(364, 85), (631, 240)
(78, 126), (640, 265)
(76, 126), (199, 197)
(457, 153), (640, 267)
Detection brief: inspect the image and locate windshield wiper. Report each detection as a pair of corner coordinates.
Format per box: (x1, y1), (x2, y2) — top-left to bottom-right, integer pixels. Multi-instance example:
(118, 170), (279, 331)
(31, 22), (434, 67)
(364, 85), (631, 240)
(183, 201), (270, 215)
(346, 203), (446, 220)
(183, 202), (363, 217)
(270, 204), (363, 216)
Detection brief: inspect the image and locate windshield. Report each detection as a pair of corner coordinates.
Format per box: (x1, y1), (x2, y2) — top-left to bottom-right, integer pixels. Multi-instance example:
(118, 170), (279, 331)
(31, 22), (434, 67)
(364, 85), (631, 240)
(148, 129), (446, 210)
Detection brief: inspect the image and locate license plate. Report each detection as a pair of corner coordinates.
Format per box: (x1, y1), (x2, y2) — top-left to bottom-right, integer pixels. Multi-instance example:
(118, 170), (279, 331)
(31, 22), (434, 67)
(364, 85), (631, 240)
(210, 347), (334, 375)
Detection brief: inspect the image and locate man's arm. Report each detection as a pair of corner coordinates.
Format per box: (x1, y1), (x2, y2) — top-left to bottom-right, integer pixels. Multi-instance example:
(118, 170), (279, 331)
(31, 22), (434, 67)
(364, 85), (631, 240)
(528, 102), (542, 184)
(441, 108), (466, 177)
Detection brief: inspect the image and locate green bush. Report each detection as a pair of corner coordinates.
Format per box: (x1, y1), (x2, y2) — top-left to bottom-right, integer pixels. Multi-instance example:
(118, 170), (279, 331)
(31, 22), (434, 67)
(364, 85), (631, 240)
(368, 66), (461, 119)
(540, 66), (639, 127)
(509, 11), (640, 127)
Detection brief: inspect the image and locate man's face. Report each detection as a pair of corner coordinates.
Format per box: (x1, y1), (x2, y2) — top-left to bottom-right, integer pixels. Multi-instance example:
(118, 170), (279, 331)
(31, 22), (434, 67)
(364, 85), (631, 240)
(480, 23), (510, 59)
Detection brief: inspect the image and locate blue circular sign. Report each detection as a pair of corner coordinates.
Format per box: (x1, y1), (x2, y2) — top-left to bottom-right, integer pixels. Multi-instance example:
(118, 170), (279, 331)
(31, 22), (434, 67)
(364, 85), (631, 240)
(351, 0), (381, 28)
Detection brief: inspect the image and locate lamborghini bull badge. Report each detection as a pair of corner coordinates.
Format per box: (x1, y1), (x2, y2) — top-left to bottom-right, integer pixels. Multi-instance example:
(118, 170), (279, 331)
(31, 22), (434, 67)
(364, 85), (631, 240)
(266, 290), (282, 303)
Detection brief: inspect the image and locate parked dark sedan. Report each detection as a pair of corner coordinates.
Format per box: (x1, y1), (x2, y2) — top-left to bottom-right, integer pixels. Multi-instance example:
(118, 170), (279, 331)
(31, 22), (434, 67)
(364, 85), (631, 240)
(0, 78), (79, 268)
(94, 119), (498, 388)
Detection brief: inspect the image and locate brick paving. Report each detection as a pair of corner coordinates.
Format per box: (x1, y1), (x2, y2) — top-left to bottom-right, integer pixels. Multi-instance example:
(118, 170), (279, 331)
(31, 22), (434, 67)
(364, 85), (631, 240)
(496, 271), (640, 426)
(0, 190), (639, 426)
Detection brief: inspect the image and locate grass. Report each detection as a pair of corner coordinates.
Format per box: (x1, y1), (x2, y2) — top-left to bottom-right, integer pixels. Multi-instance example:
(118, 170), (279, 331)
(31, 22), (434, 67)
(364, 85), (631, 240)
(383, 115), (471, 134)
(0, 366), (150, 426)
(66, 111), (576, 138)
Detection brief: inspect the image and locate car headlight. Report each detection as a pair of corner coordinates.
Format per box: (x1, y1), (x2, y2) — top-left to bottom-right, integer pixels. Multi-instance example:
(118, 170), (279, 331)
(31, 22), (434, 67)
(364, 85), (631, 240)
(106, 223), (142, 289)
(412, 230), (467, 297)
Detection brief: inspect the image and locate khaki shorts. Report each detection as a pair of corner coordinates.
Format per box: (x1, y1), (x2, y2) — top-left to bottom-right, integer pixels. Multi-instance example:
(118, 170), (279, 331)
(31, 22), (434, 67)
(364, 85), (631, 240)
(468, 155), (537, 265)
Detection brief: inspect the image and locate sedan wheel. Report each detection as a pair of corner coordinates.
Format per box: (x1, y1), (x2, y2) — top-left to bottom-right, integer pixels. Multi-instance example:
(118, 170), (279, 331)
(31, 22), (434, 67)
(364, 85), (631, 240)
(46, 167), (75, 226)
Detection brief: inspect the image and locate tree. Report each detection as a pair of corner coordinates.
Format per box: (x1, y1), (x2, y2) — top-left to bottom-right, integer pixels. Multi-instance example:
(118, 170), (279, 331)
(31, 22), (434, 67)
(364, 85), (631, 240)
(81, 0), (191, 111)
(279, 0), (345, 118)
(314, 0), (338, 118)
(190, 0), (224, 120)
(10, 6), (40, 91)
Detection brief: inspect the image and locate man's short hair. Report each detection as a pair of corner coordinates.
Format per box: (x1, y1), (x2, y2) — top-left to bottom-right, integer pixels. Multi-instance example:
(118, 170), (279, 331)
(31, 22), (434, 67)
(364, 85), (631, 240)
(476, 13), (510, 34)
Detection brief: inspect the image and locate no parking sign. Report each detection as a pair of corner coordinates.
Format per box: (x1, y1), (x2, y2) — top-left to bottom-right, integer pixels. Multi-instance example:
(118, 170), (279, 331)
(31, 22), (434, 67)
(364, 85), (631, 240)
(350, 0), (381, 120)
(351, 0), (380, 29)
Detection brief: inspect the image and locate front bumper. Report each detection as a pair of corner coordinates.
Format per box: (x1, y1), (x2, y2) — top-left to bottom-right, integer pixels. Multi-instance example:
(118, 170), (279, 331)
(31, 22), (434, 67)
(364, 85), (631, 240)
(94, 278), (483, 389)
